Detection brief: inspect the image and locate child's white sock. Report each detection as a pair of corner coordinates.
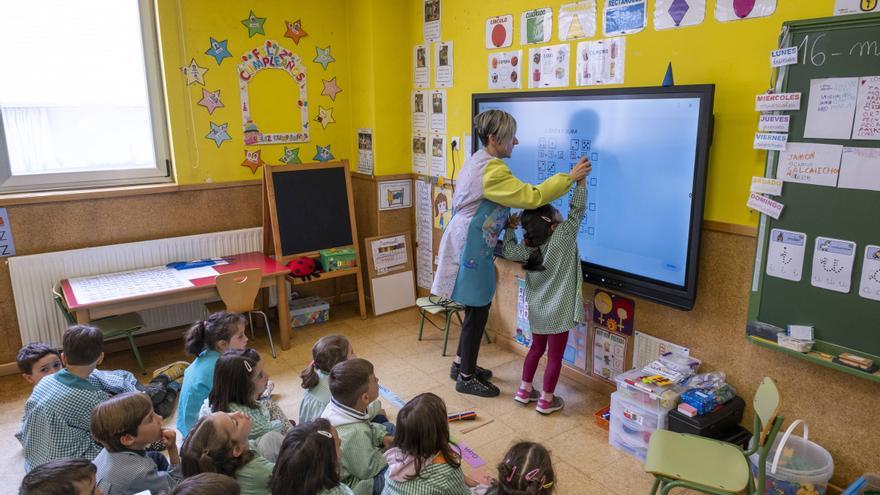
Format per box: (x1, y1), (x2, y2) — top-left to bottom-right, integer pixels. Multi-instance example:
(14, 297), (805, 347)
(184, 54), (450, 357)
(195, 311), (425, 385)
(520, 381), (533, 391)
(541, 391), (554, 401)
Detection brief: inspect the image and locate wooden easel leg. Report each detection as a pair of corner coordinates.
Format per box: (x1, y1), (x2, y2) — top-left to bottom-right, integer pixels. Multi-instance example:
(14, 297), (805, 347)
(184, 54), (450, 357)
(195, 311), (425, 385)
(356, 271), (367, 319)
(76, 309), (91, 324)
(335, 277), (343, 305)
(276, 275), (291, 350)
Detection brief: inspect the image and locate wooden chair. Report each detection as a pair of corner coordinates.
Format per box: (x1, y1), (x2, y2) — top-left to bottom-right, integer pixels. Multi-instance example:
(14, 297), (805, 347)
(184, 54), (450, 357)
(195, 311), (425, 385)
(205, 268), (276, 358)
(52, 284), (147, 374)
(416, 295), (491, 356)
(643, 377), (784, 495)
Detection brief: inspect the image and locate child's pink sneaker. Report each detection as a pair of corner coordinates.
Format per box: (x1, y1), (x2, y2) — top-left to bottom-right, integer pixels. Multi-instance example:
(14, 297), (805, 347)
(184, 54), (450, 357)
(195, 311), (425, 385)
(536, 396), (565, 415)
(514, 388), (540, 404)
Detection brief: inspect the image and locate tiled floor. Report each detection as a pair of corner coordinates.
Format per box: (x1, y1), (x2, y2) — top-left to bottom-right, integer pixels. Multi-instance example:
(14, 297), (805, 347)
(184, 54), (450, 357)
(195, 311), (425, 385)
(0, 303), (697, 494)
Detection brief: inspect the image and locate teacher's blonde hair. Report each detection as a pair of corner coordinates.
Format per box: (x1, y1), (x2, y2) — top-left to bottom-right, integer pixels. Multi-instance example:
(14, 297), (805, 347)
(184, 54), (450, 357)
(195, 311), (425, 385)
(474, 109), (517, 147)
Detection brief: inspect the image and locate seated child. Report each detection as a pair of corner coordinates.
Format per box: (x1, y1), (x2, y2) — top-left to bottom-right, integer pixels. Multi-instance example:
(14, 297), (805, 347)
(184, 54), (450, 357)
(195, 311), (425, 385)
(270, 419), (354, 495)
(181, 411), (274, 495)
(16, 325), (110, 470)
(321, 358), (392, 495)
(383, 393), (472, 495)
(91, 391), (183, 494)
(19, 457), (98, 495)
(171, 473), (241, 495)
(178, 312), (249, 437)
(481, 442), (556, 495)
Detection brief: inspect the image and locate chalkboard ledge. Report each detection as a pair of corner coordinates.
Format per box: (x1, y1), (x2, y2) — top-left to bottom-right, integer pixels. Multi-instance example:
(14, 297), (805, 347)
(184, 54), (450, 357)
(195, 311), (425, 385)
(288, 266), (360, 286)
(747, 335), (880, 384)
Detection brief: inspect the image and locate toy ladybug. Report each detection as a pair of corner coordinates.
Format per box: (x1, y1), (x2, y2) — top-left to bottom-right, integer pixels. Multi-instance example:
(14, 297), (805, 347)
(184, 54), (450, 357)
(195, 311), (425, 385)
(287, 257), (323, 281)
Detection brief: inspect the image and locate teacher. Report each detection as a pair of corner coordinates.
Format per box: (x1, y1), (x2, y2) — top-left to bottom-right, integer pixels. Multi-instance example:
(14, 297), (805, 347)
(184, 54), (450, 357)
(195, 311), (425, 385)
(432, 109), (591, 397)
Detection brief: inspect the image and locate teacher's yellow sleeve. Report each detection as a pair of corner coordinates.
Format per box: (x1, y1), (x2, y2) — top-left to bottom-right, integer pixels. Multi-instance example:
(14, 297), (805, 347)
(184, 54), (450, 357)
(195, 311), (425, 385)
(482, 158), (573, 209)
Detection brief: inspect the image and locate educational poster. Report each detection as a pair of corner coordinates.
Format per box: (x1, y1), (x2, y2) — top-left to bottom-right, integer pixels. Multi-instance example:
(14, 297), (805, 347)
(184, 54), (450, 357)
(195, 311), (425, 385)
(654, 0), (706, 30)
(838, 146), (880, 191)
(357, 128), (374, 175)
(758, 115), (791, 133)
(415, 180), (434, 289)
(858, 245), (880, 301)
(563, 304), (590, 371)
(412, 134), (429, 175)
(528, 44), (570, 89)
(424, 0), (441, 42)
(488, 51), (522, 90)
(576, 37), (625, 86)
(370, 235), (408, 274)
(559, 2), (596, 40)
(412, 90), (428, 131)
(804, 77), (859, 140)
(414, 45), (430, 88)
(766, 228), (807, 282)
(0, 208), (16, 257)
(432, 185), (452, 229)
(754, 132), (788, 151)
(755, 92), (801, 111)
(834, 0), (880, 15)
(592, 289), (635, 336)
(750, 176), (783, 196)
(714, 0), (776, 21)
(429, 90), (447, 133)
(603, 0), (647, 36)
(515, 277), (532, 348)
(811, 237), (856, 294)
(378, 180), (412, 211)
(434, 41), (453, 88)
(430, 134), (447, 179)
(592, 326), (627, 382)
(776, 142), (843, 187)
(852, 76), (880, 140)
(521, 8), (553, 44)
(746, 192), (784, 219)
(486, 14), (513, 48)
(633, 331), (689, 371)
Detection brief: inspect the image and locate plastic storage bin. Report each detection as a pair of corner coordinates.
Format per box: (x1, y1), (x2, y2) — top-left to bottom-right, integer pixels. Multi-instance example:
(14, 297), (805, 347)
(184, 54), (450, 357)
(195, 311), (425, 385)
(614, 369), (682, 412)
(609, 391), (669, 462)
(749, 421), (834, 495)
(289, 296), (330, 328)
(843, 474), (880, 495)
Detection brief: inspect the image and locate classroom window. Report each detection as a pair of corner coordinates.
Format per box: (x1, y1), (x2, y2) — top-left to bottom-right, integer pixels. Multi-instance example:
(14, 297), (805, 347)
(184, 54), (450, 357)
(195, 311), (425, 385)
(0, 0), (171, 193)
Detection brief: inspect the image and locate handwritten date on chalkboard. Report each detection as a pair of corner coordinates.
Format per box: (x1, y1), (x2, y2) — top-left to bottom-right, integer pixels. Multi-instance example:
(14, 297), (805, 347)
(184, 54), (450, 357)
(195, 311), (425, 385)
(796, 33), (880, 67)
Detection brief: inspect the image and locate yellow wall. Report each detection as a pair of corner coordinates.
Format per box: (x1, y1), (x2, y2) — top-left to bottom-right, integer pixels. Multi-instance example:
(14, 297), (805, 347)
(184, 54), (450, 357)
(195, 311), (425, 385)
(405, 1), (831, 227)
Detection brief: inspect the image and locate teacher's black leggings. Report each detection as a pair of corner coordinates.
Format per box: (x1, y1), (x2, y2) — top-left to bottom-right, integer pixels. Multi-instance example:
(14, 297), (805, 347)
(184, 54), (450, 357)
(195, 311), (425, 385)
(457, 303), (491, 376)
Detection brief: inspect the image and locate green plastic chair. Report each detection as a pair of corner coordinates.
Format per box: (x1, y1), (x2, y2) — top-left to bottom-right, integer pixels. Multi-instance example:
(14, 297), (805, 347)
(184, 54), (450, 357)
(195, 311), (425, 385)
(52, 284), (147, 375)
(416, 295), (490, 356)
(644, 377), (784, 495)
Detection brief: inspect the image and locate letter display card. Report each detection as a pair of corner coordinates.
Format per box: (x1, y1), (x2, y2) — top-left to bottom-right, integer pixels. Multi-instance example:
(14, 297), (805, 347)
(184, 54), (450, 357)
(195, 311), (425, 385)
(766, 229), (806, 282)
(811, 236), (856, 293)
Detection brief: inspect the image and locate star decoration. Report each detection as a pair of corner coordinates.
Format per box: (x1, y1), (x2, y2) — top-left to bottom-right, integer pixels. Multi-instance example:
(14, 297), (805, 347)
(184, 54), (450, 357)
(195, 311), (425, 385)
(279, 147), (302, 164)
(313, 45), (335, 70)
(197, 88), (224, 115)
(314, 144), (334, 162)
(206, 122), (231, 148)
(284, 19), (308, 45)
(321, 77), (343, 101)
(205, 37), (232, 65)
(314, 106), (335, 129)
(182, 58), (208, 86)
(241, 149), (265, 174)
(241, 10), (266, 38)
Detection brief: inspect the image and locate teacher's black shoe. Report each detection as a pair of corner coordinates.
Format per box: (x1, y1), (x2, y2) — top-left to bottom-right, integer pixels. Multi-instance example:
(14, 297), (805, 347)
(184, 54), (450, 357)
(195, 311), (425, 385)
(449, 362), (493, 381)
(456, 375), (500, 397)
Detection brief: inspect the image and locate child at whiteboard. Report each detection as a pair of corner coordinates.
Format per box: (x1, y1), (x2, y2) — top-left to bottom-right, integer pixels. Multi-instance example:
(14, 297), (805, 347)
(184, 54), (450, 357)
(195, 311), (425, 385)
(502, 162), (590, 415)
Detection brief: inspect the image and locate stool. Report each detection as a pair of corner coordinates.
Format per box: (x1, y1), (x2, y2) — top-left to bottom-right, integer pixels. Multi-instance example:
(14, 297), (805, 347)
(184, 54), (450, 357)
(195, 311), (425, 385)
(416, 296), (491, 356)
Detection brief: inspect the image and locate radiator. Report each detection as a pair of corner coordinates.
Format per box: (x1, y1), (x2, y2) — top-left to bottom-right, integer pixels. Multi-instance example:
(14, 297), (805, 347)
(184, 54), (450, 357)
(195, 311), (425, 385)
(8, 227), (265, 347)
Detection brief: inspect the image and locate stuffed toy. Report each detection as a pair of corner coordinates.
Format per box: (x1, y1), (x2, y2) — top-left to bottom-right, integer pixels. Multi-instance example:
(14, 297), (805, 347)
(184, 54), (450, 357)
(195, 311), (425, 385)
(287, 257), (323, 281)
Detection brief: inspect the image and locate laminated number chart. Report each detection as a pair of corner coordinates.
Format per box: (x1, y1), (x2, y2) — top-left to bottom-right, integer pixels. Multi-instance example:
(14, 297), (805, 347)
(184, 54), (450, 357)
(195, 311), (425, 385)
(68, 267), (195, 305)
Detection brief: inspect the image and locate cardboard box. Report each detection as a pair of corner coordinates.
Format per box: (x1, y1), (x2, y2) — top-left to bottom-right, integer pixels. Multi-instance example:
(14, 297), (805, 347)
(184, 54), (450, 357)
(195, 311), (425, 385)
(290, 296), (330, 328)
(320, 247), (357, 272)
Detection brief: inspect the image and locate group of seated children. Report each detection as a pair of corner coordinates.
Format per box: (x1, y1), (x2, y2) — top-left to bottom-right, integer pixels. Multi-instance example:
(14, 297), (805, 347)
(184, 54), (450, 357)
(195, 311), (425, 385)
(16, 315), (559, 495)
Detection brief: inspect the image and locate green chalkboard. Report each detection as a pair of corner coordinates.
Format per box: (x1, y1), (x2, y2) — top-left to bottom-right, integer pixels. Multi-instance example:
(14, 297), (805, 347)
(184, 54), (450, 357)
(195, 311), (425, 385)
(747, 13), (880, 374)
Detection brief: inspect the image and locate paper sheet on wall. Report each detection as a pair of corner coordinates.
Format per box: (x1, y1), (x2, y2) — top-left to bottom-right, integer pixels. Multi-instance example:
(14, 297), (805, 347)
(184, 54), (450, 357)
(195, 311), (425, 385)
(834, 0), (880, 15)
(371, 235), (408, 274)
(412, 90), (428, 131)
(488, 50), (522, 90)
(412, 134), (429, 175)
(515, 277), (532, 348)
(770, 47), (798, 67)
(754, 132), (788, 151)
(750, 176), (783, 196)
(378, 180), (412, 211)
(812, 237), (856, 294)
(432, 185), (452, 230)
(528, 44), (570, 89)
(0, 208), (16, 257)
(564, 321), (590, 371)
(852, 76), (880, 140)
(654, 0), (706, 30)
(592, 326), (627, 382)
(746, 192), (784, 219)
(429, 90), (447, 133)
(522, 8), (553, 44)
(486, 14), (513, 48)
(357, 128), (374, 175)
(414, 45), (429, 88)
(776, 142), (843, 187)
(858, 245), (880, 301)
(804, 78), (859, 139)
(69, 267), (194, 305)
(576, 38), (625, 86)
(758, 115), (790, 133)
(838, 146), (880, 191)
(424, 0), (441, 42)
(633, 331), (689, 371)
(415, 180), (433, 289)
(434, 41), (453, 88)
(715, 0), (776, 21)
(604, 0), (646, 36)
(430, 134), (447, 178)
(766, 228), (807, 282)
(559, 2), (596, 40)
(755, 93), (801, 112)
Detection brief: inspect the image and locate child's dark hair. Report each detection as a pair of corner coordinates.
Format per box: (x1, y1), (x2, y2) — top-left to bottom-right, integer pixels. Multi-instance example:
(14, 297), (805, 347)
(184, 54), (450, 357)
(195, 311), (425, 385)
(90, 392), (154, 452)
(328, 358), (374, 408)
(62, 324), (103, 365)
(301, 335), (351, 390)
(494, 442), (555, 495)
(17, 343), (61, 374)
(208, 348), (262, 412)
(392, 393), (460, 480)
(184, 311), (247, 356)
(181, 414), (254, 478)
(518, 205), (558, 271)
(19, 457), (96, 494)
(170, 473), (241, 495)
(270, 419), (339, 495)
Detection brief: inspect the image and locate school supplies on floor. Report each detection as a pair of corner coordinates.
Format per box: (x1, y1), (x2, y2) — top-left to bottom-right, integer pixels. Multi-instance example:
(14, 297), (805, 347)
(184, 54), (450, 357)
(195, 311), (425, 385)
(447, 410), (477, 422)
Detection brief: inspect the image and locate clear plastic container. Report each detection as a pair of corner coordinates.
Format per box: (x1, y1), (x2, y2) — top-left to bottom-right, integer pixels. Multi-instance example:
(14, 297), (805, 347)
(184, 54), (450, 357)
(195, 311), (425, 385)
(749, 432), (834, 495)
(609, 391), (669, 462)
(614, 369), (682, 411)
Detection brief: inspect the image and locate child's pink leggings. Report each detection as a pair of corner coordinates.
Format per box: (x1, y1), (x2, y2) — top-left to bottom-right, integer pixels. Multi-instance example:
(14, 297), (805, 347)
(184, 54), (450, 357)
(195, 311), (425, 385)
(522, 331), (569, 394)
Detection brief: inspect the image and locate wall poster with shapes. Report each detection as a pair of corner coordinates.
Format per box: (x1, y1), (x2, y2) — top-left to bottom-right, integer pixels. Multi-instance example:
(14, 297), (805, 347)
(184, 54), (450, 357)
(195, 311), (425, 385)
(766, 228), (807, 282)
(592, 289), (635, 335)
(412, 90), (428, 131)
(804, 77), (859, 140)
(430, 134), (447, 178)
(811, 236), (857, 294)
(0, 208), (16, 257)
(528, 44), (570, 89)
(559, 1), (596, 40)
(654, 0), (706, 30)
(424, 0), (441, 42)
(576, 37), (625, 86)
(858, 245), (880, 301)
(852, 76), (880, 140)
(838, 146), (880, 191)
(521, 8), (553, 44)
(415, 180), (434, 289)
(488, 50), (522, 90)
(378, 180), (412, 211)
(414, 45), (430, 88)
(715, 0), (776, 21)
(429, 90), (447, 133)
(776, 142), (843, 187)
(357, 128), (374, 175)
(432, 185), (452, 230)
(603, 0), (646, 36)
(834, 0), (880, 15)
(434, 41), (453, 88)
(486, 14), (514, 48)
(592, 326), (627, 382)
(413, 134), (429, 175)
(516, 277), (532, 348)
